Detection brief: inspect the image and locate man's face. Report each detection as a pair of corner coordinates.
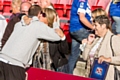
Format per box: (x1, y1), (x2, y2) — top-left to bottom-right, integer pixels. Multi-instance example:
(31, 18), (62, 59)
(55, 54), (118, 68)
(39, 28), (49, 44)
(21, 4), (31, 15)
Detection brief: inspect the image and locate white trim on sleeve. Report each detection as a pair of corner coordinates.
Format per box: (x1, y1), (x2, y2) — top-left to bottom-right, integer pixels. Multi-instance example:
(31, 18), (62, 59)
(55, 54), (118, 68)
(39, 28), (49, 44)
(77, 8), (86, 14)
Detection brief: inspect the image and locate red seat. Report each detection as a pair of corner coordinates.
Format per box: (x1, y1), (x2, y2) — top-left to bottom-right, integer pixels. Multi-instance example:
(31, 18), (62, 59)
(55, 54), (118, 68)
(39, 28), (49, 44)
(61, 24), (72, 43)
(91, 6), (103, 11)
(3, 1), (11, 13)
(54, 4), (64, 17)
(66, 4), (72, 18)
(3, 1), (11, 6)
(27, 67), (95, 80)
(0, 1), (3, 12)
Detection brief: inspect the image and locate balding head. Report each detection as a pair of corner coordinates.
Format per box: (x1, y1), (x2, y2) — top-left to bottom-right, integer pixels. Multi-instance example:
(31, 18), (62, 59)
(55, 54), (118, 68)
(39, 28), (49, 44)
(20, 2), (32, 15)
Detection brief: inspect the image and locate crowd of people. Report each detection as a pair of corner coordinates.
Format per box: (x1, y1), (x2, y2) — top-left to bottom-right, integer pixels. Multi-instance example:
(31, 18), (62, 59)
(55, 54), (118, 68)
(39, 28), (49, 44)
(0, 0), (120, 80)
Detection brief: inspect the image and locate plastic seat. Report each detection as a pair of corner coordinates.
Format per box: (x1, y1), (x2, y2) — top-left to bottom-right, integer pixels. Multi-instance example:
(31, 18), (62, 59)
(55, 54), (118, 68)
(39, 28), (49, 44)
(0, 1), (3, 12)
(3, 1), (11, 13)
(91, 6), (103, 11)
(61, 24), (72, 43)
(54, 4), (64, 17)
(66, 4), (72, 18)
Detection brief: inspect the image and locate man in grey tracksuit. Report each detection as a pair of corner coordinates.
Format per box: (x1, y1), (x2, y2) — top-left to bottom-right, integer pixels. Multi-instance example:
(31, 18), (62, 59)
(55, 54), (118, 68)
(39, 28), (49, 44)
(0, 5), (65, 80)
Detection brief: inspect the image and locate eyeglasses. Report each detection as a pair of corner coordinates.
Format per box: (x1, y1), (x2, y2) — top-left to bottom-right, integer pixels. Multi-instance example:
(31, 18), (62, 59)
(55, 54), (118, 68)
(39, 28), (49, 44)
(41, 11), (46, 17)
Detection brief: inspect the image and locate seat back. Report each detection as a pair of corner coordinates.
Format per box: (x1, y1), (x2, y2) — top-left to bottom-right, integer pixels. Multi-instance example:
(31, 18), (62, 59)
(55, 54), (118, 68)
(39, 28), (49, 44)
(27, 67), (95, 80)
(54, 4), (64, 17)
(3, 1), (11, 13)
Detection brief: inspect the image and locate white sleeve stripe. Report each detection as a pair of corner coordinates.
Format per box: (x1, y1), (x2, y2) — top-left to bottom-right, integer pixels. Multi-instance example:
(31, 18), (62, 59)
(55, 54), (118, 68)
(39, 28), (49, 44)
(77, 8), (86, 14)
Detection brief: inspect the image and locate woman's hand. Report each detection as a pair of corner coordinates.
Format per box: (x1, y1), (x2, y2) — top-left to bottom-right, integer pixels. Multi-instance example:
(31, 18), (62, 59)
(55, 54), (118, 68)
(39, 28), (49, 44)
(55, 28), (64, 38)
(87, 34), (95, 44)
(98, 55), (111, 64)
(23, 15), (31, 25)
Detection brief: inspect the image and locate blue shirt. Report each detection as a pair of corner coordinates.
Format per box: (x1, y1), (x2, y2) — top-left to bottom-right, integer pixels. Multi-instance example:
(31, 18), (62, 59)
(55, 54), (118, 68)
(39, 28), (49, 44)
(110, 1), (120, 17)
(70, 0), (91, 32)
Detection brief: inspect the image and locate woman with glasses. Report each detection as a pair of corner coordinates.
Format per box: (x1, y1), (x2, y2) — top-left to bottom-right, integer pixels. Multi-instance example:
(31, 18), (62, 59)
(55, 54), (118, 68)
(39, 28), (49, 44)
(31, 8), (69, 72)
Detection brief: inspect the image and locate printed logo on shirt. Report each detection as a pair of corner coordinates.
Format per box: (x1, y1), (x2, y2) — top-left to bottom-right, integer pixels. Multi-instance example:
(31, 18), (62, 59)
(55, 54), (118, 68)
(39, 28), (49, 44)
(79, 0), (86, 2)
(80, 2), (84, 8)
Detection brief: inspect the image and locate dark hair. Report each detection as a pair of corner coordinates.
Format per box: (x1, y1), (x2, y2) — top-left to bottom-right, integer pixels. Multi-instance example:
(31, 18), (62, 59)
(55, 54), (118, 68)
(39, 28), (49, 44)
(28, 5), (42, 17)
(93, 15), (112, 31)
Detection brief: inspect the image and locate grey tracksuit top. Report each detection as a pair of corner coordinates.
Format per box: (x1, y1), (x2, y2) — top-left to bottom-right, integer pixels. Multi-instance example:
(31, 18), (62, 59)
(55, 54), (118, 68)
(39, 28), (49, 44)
(0, 16), (61, 68)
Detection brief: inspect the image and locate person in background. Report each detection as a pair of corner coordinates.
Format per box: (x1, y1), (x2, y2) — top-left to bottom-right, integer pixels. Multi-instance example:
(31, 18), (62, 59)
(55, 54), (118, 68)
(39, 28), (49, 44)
(0, 15), (7, 50)
(9, 0), (22, 20)
(82, 15), (120, 80)
(109, 0), (120, 36)
(0, 5), (65, 80)
(1, 1), (32, 49)
(20, 2), (32, 15)
(68, 0), (94, 74)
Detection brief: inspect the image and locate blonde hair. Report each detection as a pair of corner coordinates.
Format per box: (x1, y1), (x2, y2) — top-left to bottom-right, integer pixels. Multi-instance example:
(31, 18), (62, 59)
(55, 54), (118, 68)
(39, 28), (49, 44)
(92, 8), (112, 31)
(92, 8), (107, 19)
(43, 8), (57, 28)
(12, 0), (22, 10)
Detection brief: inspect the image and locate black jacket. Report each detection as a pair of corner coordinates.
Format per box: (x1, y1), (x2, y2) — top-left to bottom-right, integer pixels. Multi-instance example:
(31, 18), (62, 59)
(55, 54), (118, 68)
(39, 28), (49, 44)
(49, 40), (69, 70)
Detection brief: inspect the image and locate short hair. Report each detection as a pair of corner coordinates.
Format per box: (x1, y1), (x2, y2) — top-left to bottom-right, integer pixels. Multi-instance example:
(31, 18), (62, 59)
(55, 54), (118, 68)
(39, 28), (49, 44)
(93, 15), (111, 30)
(28, 5), (42, 17)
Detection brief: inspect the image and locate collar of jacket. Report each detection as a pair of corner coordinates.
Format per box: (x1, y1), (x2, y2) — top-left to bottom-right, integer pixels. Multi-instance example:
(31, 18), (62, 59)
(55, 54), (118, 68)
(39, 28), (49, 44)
(21, 16), (39, 26)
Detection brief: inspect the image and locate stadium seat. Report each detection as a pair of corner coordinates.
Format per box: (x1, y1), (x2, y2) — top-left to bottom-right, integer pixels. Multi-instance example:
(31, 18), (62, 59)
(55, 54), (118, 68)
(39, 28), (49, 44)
(66, 4), (71, 18)
(3, 1), (11, 13)
(91, 6), (103, 11)
(54, 4), (64, 17)
(61, 24), (72, 43)
(27, 67), (95, 80)
(0, 1), (3, 12)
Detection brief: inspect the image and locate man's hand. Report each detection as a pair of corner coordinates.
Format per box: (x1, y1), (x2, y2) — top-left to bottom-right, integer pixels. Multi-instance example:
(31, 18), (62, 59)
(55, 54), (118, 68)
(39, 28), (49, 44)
(55, 28), (64, 38)
(23, 15), (31, 25)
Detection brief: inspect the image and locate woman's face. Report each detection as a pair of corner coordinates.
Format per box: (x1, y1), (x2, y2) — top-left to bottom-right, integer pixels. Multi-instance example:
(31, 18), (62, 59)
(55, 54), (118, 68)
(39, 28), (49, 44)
(94, 22), (104, 36)
(39, 11), (48, 24)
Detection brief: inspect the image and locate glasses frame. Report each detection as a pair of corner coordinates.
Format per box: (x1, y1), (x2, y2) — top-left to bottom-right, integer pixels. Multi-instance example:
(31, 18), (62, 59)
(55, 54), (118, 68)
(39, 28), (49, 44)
(41, 11), (46, 17)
